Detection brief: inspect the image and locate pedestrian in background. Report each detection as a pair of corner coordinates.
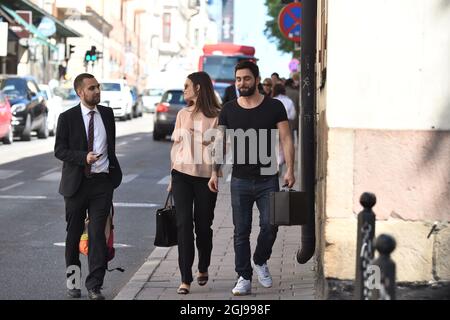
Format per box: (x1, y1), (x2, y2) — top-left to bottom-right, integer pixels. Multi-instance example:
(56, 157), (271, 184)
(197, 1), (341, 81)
(262, 78), (273, 96)
(285, 72), (300, 140)
(208, 61), (295, 296)
(168, 71), (221, 295)
(272, 83), (296, 173)
(55, 73), (122, 300)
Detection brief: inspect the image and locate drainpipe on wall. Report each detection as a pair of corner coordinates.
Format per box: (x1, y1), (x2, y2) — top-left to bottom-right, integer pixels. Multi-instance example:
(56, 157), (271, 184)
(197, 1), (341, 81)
(297, 0), (317, 264)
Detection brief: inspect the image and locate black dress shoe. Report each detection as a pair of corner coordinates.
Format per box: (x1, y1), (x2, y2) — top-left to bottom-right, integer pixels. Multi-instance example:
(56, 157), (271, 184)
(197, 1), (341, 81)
(67, 289), (81, 298)
(87, 287), (105, 300)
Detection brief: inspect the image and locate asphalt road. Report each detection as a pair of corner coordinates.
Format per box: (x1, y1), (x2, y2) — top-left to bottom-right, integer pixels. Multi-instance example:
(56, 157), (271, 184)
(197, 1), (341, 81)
(0, 114), (174, 300)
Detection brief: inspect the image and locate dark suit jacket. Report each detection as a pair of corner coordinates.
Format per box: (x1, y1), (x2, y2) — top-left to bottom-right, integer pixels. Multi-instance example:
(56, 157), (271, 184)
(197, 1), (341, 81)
(222, 84), (237, 105)
(54, 104), (122, 197)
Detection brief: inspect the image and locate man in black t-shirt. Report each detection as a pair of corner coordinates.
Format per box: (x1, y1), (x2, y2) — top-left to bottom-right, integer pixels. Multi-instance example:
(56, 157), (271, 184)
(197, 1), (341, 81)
(208, 61), (295, 296)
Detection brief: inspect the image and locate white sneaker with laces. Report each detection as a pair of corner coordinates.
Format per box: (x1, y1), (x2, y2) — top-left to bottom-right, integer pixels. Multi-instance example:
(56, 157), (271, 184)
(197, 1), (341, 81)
(252, 261), (273, 288)
(231, 276), (251, 296)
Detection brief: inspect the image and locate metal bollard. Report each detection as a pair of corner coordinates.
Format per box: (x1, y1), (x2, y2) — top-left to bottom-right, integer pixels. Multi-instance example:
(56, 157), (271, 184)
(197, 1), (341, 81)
(370, 234), (396, 300)
(354, 192), (376, 300)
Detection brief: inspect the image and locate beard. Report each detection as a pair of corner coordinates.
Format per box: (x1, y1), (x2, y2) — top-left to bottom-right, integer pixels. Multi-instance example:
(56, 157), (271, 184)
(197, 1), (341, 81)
(86, 94), (101, 106)
(238, 83), (257, 97)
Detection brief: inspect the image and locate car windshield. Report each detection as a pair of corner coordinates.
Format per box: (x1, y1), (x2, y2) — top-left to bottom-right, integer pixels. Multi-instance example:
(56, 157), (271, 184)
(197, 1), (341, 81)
(101, 83), (121, 91)
(54, 87), (78, 100)
(202, 56), (242, 82)
(161, 90), (184, 104)
(0, 78), (27, 100)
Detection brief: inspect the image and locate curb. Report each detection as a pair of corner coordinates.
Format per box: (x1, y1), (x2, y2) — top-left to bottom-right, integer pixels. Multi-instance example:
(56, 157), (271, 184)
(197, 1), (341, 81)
(114, 246), (173, 300)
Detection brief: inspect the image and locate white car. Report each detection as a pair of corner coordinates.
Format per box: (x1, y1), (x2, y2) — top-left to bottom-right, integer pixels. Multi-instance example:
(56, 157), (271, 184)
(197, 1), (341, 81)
(141, 88), (164, 113)
(100, 79), (133, 120)
(39, 84), (63, 136)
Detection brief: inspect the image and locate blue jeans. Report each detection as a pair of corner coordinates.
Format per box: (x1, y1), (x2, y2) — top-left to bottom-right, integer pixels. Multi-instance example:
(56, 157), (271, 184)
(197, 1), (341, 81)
(230, 175), (279, 280)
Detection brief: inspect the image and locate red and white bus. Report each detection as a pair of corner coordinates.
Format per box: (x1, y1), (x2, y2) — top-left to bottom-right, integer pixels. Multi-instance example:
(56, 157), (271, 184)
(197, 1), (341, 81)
(198, 43), (257, 99)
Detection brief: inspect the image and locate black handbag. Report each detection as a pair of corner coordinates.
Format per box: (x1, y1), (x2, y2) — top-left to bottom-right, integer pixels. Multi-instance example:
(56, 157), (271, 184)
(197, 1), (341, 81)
(154, 192), (178, 247)
(269, 187), (308, 226)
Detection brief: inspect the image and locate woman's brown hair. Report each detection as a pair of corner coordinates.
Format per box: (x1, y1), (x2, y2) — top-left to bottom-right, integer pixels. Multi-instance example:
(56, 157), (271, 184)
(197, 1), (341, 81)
(187, 71), (221, 118)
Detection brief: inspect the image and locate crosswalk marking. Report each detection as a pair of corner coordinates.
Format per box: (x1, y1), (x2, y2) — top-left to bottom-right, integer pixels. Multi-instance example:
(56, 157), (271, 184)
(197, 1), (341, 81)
(0, 195), (47, 200)
(54, 242), (132, 248)
(38, 172), (61, 181)
(0, 170), (23, 180)
(113, 202), (159, 208)
(122, 174), (138, 184)
(40, 167), (60, 176)
(0, 182), (24, 192)
(157, 175), (171, 185)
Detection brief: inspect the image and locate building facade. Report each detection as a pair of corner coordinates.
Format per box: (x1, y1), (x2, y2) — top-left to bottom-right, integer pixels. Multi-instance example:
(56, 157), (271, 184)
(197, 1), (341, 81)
(314, 0), (450, 297)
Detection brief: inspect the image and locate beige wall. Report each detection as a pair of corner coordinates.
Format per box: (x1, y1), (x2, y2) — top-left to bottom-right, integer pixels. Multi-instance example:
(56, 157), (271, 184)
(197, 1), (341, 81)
(316, 0), (450, 289)
(326, 0), (450, 130)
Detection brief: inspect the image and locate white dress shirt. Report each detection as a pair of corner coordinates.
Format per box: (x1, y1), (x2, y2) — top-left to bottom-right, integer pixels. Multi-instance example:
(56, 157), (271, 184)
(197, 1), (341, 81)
(80, 103), (109, 173)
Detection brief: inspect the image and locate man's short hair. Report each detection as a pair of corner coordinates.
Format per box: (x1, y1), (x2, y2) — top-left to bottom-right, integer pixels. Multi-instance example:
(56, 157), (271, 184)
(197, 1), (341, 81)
(271, 72), (280, 78)
(235, 60), (259, 79)
(74, 73), (95, 92)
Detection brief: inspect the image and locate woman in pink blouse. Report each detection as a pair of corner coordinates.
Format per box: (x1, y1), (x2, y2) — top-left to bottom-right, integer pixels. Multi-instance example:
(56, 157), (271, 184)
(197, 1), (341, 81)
(168, 71), (221, 294)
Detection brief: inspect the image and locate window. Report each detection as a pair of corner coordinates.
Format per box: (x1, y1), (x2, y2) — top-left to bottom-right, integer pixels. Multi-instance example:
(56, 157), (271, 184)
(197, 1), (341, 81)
(162, 13), (171, 43)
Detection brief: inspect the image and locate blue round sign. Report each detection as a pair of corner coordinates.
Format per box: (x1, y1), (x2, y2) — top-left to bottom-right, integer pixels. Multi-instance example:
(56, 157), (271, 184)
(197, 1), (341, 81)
(278, 2), (302, 42)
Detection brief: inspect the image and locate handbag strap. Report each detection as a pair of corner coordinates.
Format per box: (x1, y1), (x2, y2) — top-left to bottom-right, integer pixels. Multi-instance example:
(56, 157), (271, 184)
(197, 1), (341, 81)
(164, 192), (174, 208)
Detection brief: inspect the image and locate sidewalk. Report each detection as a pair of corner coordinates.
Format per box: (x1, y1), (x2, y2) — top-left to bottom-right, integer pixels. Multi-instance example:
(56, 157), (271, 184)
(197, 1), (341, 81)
(115, 178), (317, 300)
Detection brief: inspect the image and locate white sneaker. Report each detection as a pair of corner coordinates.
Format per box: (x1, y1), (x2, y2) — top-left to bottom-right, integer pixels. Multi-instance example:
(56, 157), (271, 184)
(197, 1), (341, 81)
(231, 276), (251, 296)
(253, 261), (273, 288)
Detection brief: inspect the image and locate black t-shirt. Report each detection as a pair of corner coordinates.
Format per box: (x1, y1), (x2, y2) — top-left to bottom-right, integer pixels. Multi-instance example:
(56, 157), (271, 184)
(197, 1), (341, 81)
(218, 96), (288, 178)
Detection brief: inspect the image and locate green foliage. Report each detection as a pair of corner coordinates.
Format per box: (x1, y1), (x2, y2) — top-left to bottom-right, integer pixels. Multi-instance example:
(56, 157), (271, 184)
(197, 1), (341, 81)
(264, 0), (297, 55)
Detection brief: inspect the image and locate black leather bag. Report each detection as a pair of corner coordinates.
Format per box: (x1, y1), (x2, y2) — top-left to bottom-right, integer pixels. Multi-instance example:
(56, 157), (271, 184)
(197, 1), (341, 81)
(269, 188), (308, 226)
(154, 192), (178, 247)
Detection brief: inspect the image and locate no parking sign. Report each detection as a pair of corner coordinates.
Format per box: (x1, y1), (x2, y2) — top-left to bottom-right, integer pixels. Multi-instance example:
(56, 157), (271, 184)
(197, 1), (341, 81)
(278, 2), (302, 42)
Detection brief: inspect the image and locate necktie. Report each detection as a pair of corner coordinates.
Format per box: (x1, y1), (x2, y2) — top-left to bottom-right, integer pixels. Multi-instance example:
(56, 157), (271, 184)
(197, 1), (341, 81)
(85, 110), (95, 176)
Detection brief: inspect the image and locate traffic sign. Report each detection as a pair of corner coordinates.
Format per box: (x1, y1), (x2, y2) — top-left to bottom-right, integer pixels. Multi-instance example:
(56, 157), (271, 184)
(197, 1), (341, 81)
(278, 2), (302, 42)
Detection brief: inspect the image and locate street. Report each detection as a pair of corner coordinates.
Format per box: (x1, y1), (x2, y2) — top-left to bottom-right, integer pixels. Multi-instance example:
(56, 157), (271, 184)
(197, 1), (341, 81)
(0, 114), (173, 299)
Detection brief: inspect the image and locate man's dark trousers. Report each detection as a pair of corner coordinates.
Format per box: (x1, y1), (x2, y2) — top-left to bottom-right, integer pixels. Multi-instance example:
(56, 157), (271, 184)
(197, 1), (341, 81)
(65, 174), (113, 290)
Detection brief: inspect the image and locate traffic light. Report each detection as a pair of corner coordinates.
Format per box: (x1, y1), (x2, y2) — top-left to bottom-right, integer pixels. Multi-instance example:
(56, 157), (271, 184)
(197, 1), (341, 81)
(67, 44), (75, 59)
(84, 50), (92, 62)
(90, 46), (97, 61)
(84, 46), (97, 63)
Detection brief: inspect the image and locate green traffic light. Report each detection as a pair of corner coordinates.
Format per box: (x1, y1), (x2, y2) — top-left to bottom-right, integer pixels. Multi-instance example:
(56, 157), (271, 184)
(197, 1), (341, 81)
(86, 55), (91, 61)
(91, 55), (97, 61)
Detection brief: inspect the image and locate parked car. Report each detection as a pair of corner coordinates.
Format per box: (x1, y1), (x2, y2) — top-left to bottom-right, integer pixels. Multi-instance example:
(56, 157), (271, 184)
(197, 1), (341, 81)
(0, 75), (48, 141)
(130, 86), (143, 118)
(39, 84), (63, 136)
(153, 89), (186, 141)
(141, 88), (164, 113)
(0, 91), (13, 144)
(53, 87), (80, 112)
(100, 79), (133, 121)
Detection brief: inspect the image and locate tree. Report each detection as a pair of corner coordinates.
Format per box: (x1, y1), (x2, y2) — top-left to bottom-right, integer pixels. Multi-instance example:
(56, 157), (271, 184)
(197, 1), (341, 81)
(264, 0), (297, 54)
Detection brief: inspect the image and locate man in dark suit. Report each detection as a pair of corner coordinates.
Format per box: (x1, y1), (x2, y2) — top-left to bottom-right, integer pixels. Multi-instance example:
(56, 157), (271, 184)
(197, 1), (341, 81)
(222, 84), (238, 105)
(55, 73), (122, 300)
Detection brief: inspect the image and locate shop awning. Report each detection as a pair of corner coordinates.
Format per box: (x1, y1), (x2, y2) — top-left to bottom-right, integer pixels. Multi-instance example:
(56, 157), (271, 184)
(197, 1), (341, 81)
(0, 4), (58, 50)
(1, 0), (81, 38)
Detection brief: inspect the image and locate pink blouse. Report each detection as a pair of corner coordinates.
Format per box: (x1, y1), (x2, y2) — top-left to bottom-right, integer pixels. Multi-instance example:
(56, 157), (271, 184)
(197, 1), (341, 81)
(170, 107), (219, 178)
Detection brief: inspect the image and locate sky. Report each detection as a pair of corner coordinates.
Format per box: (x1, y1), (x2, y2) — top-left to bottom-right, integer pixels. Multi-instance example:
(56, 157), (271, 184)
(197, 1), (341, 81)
(233, 0), (293, 79)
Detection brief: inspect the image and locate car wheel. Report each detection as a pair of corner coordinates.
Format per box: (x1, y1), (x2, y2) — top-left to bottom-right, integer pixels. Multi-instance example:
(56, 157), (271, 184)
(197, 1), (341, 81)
(2, 124), (13, 144)
(153, 131), (163, 141)
(21, 114), (32, 141)
(38, 116), (49, 139)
